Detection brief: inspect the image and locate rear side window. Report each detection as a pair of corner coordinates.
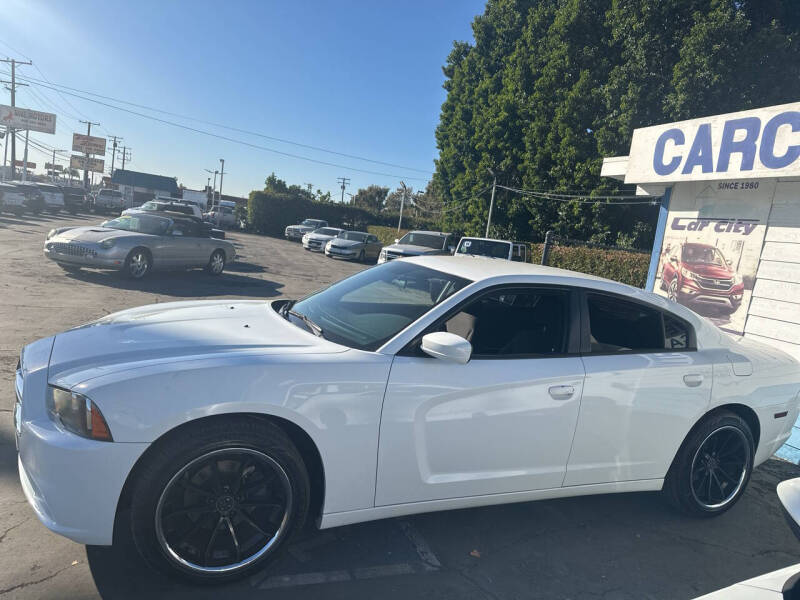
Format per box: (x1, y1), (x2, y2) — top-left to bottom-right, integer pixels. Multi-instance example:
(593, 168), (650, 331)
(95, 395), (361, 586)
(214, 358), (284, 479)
(586, 294), (663, 352)
(664, 313), (691, 349)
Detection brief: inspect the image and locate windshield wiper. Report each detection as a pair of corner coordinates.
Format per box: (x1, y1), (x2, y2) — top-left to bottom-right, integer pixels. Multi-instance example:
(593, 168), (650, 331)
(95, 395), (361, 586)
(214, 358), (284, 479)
(279, 299), (296, 318)
(287, 309), (324, 337)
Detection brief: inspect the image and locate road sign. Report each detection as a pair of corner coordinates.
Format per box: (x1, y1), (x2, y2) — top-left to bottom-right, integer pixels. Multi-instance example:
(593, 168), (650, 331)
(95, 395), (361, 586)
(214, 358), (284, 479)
(0, 105), (56, 134)
(45, 163), (63, 171)
(70, 155), (105, 172)
(13, 160), (36, 169)
(72, 133), (106, 155)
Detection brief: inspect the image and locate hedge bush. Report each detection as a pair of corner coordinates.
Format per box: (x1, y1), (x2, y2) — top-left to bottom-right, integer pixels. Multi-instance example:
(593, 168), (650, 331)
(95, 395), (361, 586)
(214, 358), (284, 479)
(530, 243), (650, 288)
(367, 225), (410, 246)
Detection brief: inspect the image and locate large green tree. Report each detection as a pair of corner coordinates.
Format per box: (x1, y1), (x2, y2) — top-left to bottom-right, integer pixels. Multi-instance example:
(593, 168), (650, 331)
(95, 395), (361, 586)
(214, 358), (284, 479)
(434, 0), (800, 248)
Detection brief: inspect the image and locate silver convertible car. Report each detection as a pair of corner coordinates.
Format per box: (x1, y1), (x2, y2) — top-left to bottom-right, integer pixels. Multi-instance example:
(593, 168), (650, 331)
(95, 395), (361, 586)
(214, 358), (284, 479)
(44, 212), (237, 279)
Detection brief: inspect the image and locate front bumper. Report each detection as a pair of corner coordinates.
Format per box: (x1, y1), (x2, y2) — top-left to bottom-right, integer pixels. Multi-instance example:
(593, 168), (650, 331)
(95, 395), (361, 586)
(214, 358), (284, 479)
(303, 239), (326, 252)
(326, 247), (358, 259)
(44, 242), (126, 270)
(678, 280), (744, 309)
(285, 229), (306, 240)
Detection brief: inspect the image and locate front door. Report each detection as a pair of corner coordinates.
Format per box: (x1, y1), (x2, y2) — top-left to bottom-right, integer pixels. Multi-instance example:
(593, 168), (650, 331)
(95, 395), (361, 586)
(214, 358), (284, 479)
(376, 287), (585, 506)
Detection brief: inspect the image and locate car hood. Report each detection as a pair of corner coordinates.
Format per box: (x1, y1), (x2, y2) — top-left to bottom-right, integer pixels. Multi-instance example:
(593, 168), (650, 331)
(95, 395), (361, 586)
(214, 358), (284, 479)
(53, 226), (146, 243)
(288, 225), (315, 231)
(48, 299), (346, 387)
(684, 262), (734, 278)
(384, 244), (444, 255)
(307, 233), (337, 241)
(330, 238), (363, 248)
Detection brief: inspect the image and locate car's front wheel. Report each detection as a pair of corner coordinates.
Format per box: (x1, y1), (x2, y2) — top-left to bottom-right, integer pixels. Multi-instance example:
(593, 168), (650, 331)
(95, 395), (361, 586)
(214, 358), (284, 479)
(667, 278), (679, 302)
(664, 410), (754, 517)
(130, 417), (309, 583)
(125, 248), (152, 279)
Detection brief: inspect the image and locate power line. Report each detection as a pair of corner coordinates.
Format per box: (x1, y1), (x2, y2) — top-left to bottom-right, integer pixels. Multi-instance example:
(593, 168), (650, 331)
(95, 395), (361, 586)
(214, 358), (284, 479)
(11, 71), (432, 175)
(20, 77), (430, 182)
(496, 184), (661, 204)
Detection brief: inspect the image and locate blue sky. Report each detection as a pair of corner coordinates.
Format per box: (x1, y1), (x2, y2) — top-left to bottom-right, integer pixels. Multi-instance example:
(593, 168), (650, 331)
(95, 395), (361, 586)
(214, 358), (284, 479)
(0, 0), (484, 198)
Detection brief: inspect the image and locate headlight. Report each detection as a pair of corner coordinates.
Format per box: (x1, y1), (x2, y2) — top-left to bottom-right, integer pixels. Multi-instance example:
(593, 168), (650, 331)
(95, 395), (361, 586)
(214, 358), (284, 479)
(99, 238), (116, 249)
(680, 267), (697, 280)
(733, 272), (742, 285)
(380, 249), (387, 259)
(47, 228), (58, 240)
(46, 385), (113, 441)
(303, 234), (309, 242)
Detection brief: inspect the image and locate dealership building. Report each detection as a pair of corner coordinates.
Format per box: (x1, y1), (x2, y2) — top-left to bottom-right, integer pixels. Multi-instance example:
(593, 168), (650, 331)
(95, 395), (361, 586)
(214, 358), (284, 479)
(603, 101), (800, 458)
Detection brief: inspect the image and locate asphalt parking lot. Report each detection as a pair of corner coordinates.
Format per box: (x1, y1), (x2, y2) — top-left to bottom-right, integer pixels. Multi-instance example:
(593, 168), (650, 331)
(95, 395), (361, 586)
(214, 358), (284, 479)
(1, 212), (800, 599)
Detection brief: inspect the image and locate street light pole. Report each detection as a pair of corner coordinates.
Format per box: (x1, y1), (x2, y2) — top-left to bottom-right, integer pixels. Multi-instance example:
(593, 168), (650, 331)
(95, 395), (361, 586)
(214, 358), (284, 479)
(217, 159), (225, 227)
(398, 181), (407, 234)
(485, 168), (497, 238)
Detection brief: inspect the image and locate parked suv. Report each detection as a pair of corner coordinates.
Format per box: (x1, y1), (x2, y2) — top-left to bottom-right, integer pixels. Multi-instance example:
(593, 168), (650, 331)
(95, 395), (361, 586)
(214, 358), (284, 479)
(62, 186), (90, 214)
(285, 218), (328, 241)
(454, 237), (529, 262)
(8, 182), (45, 214)
(35, 183), (65, 213)
(378, 230), (456, 264)
(93, 188), (125, 214)
(660, 242), (744, 315)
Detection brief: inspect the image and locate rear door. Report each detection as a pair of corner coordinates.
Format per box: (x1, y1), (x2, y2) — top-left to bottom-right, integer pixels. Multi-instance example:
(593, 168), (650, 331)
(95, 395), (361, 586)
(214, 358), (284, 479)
(564, 291), (713, 486)
(367, 235), (381, 259)
(376, 286), (586, 505)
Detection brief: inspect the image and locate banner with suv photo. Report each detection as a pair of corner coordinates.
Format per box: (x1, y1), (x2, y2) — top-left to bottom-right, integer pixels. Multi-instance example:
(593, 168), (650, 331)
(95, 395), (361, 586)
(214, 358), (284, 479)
(653, 180), (774, 335)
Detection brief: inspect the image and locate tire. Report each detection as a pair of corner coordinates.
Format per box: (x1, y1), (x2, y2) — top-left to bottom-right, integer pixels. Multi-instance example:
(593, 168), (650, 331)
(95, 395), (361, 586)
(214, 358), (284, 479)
(205, 250), (226, 276)
(124, 248), (152, 279)
(667, 278), (679, 302)
(129, 417), (310, 583)
(663, 410), (754, 517)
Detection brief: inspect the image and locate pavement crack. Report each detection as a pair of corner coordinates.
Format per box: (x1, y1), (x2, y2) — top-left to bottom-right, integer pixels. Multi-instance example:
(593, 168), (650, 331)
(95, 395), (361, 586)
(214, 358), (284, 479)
(0, 518), (30, 544)
(0, 563), (73, 596)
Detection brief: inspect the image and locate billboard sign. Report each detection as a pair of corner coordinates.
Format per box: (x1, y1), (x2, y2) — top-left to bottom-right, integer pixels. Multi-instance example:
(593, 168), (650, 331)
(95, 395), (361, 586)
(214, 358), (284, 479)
(45, 163), (63, 171)
(0, 105), (56, 134)
(652, 181), (775, 335)
(626, 102), (800, 184)
(13, 160), (36, 169)
(70, 155), (105, 172)
(72, 133), (106, 155)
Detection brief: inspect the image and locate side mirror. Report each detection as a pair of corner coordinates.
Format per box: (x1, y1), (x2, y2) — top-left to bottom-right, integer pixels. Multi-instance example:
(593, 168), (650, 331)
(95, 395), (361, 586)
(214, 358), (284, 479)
(777, 478), (800, 541)
(394, 238), (400, 244)
(669, 256), (678, 263)
(421, 332), (472, 364)
(448, 245), (455, 253)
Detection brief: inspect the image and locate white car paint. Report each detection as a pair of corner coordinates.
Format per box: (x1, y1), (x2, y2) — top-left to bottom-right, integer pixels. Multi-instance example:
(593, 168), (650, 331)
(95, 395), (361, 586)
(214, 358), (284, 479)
(15, 256), (800, 548)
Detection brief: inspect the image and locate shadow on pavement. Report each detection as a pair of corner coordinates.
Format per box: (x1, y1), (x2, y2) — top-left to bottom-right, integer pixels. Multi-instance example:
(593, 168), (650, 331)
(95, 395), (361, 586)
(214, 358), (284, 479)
(61, 266), (282, 298)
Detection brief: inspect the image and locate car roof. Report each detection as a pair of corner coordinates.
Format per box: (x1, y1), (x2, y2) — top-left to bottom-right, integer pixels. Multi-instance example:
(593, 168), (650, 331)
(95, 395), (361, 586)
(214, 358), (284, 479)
(407, 230), (450, 236)
(458, 236), (511, 244)
(146, 210), (202, 222)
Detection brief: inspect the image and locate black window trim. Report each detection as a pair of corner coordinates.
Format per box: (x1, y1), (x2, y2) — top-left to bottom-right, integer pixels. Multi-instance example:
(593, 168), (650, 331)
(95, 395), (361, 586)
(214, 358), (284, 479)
(399, 283), (582, 360)
(578, 288), (697, 356)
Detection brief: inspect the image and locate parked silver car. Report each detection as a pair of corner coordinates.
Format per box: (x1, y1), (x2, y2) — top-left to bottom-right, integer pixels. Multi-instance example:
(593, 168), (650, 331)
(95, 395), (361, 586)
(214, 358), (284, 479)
(285, 218), (328, 241)
(325, 230), (383, 262)
(377, 230), (456, 263)
(302, 227), (344, 252)
(35, 183), (65, 213)
(44, 212), (237, 279)
(93, 188), (125, 214)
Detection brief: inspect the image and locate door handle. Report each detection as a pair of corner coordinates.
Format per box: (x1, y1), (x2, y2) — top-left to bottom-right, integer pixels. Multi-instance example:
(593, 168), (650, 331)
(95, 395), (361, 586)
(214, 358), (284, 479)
(683, 374), (704, 387)
(548, 385), (575, 400)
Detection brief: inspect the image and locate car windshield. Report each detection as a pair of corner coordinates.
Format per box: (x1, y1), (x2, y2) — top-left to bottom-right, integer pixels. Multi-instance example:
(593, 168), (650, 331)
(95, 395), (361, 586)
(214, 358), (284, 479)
(301, 219), (323, 227)
(457, 239), (511, 258)
(139, 201), (157, 210)
(102, 214), (171, 235)
(682, 244), (726, 266)
(339, 231), (368, 242)
(314, 228), (340, 236)
(287, 261), (470, 351)
(398, 232), (445, 249)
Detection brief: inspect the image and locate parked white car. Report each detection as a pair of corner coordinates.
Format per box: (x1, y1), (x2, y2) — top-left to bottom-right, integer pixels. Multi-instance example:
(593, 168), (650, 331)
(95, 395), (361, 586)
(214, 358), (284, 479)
(455, 236), (529, 262)
(35, 183), (65, 213)
(285, 218), (328, 241)
(0, 182), (27, 214)
(93, 188), (125, 213)
(15, 257), (800, 582)
(302, 227), (344, 252)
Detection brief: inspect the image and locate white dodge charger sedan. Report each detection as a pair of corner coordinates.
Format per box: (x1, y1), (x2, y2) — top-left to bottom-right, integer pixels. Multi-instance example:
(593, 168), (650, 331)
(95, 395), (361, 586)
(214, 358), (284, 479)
(14, 257), (800, 582)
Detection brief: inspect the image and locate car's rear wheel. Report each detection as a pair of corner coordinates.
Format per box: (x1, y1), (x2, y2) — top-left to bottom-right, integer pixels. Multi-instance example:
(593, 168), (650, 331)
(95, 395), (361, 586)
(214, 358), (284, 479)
(664, 410), (754, 517)
(125, 248), (151, 279)
(129, 417), (309, 583)
(206, 250), (225, 276)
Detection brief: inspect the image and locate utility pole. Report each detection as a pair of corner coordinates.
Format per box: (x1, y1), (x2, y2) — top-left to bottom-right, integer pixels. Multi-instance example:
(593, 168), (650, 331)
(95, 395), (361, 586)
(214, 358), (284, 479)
(118, 145), (131, 170)
(398, 181), (407, 234)
(336, 177), (350, 203)
(78, 120), (100, 190)
(0, 57), (32, 178)
(217, 158), (225, 228)
(108, 135), (122, 177)
(50, 147), (65, 182)
(485, 168), (497, 238)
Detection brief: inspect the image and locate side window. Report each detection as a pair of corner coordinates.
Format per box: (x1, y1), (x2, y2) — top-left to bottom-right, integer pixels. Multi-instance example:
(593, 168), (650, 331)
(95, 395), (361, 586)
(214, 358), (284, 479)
(664, 313), (692, 349)
(586, 294), (664, 353)
(442, 288), (569, 357)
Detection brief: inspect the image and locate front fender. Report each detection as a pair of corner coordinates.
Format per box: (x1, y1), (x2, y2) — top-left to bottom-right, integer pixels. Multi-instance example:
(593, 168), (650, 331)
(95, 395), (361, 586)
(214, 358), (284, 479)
(75, 350), (393, 514)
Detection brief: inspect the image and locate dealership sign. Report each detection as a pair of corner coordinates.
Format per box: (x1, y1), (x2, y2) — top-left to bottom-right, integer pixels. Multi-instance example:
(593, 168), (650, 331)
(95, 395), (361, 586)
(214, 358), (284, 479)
(0, 105), (56, 134)
(13, 160), (36, 169)
(70, 155), (105, 172)
(626, 102), (800, 183)
(72, 133), (106, 155)
(45, 162), (63, 171)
